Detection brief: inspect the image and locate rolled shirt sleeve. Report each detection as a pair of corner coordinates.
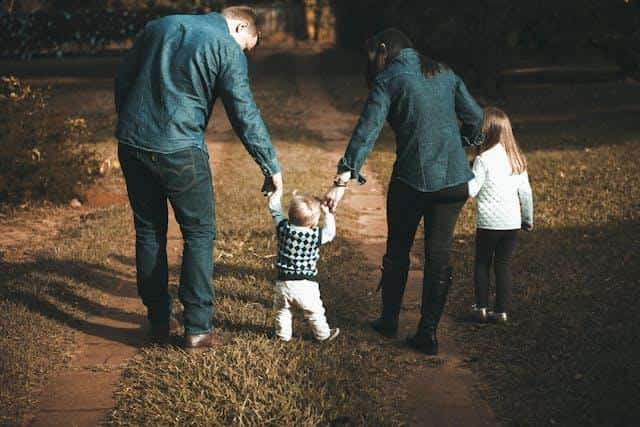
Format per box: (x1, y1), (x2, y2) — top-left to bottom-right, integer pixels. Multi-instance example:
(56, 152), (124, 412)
(218, 45), (280, 176)
(337, 80), (391, 184)
(455, 75), (484, 147)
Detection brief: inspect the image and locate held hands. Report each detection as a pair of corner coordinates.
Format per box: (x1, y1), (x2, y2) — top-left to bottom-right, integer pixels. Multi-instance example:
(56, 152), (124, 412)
(324, 185), (346, 213)
(320, 203), (331, 216)
(324, 171), (350, 212)
(262, 172), (283, 199)
(521, 222), (534, 232)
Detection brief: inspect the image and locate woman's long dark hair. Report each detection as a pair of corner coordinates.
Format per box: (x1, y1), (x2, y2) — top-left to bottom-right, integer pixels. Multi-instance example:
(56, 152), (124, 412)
(365, 28), (445, 87)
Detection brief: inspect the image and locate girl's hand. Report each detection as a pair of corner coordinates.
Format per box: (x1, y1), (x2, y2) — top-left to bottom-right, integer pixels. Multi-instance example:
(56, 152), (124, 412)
(324, 185), (346, 213)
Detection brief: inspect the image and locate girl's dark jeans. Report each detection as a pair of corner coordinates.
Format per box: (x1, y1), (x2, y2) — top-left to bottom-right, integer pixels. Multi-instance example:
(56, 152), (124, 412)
(118, 144), (216, 336)
(474, 228), (518, 313)
(382, 179), (468, 323)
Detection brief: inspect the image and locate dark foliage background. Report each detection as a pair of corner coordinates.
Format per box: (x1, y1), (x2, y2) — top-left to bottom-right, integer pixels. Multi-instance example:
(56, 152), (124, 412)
(0, 76), (100, 204)
(3, 0), (639, 85)
(1, 2), (224, 59)
(332, 0), (640, 90)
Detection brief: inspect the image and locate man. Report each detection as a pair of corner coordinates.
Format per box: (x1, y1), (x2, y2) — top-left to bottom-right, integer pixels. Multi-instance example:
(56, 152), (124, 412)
(114, 6), (283, 349)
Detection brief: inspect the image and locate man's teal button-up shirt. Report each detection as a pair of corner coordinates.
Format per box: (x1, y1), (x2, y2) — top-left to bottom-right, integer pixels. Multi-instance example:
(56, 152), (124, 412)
(114, 12), (280, 176)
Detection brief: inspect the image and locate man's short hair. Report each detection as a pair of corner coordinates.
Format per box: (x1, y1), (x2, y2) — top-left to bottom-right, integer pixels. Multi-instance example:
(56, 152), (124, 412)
(221, 6), (259, 38)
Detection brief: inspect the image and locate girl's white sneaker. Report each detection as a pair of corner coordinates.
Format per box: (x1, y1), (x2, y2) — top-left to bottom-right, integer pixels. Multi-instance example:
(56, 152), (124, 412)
(471, 304), (489, 323)
(489, 312), (508, 324)
(322, 328), (340, 342)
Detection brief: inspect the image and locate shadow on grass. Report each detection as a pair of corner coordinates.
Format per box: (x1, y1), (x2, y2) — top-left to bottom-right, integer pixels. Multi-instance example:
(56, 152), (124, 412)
(445, 219), (640, 426)
(0, 257), (146, 347)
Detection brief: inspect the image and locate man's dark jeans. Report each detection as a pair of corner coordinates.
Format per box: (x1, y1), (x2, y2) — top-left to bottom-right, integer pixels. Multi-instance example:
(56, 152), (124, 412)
(118, 143), (215, 336)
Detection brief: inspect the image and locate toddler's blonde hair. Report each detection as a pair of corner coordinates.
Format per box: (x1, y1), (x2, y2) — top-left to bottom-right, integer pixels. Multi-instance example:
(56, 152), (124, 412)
(288, 191), (321, 227)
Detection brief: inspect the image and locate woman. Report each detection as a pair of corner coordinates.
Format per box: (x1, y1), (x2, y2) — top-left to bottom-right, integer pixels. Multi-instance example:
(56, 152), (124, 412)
(325, 29), (484, 355)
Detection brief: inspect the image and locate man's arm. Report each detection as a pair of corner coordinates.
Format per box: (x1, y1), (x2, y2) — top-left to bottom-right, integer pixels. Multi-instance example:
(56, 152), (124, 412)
(114, 31), (145, 114)
(218, 44), (280, 178)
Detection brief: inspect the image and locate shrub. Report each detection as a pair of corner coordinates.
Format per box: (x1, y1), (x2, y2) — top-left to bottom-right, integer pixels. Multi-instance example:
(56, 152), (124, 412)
(0, 4), (223, 59)
(0, 76), (100, 205)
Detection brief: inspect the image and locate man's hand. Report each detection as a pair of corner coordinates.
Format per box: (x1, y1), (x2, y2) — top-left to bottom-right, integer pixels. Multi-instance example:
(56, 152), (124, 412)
(262, 172), (283, 198)
(324, 185), (346, 213)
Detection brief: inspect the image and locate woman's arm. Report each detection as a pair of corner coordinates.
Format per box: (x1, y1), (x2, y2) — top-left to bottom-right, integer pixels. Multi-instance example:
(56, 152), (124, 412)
(336, 81), (391, 185)
(454, 75), (484, 147)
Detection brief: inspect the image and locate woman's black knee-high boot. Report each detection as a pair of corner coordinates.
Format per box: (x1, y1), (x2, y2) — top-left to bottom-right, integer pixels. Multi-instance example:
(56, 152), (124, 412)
(371, 256), (408, 338)
(407, 265), (453, 355)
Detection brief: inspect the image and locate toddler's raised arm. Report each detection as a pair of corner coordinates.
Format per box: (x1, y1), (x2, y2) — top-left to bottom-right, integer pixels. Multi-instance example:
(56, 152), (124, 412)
(268, 194), (286, 226)
(320, 206), (336, 244)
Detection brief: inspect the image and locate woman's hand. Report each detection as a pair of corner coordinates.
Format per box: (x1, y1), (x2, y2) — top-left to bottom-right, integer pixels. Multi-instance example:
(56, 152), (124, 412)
(324, 185), (346, 213)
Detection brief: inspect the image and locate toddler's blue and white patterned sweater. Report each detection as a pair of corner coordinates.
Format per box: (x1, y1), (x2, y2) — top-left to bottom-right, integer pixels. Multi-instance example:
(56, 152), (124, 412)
(268, 198), (335, 281)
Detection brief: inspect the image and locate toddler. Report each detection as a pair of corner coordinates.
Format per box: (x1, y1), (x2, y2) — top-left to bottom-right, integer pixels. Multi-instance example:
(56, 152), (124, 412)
(268, 191), (340, 342)
(468, 107), (534, 323)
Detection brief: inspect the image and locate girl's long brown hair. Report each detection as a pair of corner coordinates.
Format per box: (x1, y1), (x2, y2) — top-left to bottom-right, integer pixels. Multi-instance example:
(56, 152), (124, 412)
(482, 107), (527, 174)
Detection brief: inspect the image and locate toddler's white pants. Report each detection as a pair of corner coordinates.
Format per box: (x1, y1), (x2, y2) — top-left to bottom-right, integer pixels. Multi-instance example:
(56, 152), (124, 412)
(274, 279), (330, 341)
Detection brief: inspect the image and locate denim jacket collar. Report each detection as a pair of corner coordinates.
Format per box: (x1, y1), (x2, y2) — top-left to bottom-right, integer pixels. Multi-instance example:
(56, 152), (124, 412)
(207, 12), (229, 34)
(376, 48), (421, 82)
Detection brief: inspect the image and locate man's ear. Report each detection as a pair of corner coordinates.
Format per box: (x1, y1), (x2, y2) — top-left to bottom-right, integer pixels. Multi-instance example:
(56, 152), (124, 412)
(235, 22), (248, 34)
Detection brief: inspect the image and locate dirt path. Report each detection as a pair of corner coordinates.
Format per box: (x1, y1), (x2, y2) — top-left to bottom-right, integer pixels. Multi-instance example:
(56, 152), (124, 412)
(293, 46), (500, 426)
(22, 209), (178, 426)
(24, 175), (225, 425)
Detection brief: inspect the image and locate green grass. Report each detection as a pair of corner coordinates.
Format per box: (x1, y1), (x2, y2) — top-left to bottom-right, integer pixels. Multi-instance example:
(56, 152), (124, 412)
(320, 50), (640, 426)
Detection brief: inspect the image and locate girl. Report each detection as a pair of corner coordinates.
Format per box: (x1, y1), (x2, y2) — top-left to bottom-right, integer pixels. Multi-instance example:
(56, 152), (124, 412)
(468, 107), (534, 323)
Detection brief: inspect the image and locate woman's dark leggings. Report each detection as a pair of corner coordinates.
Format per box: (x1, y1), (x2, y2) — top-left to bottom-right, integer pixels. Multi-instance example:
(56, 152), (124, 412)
(474, 228), (519, 313)
(381, 179), (468, 326)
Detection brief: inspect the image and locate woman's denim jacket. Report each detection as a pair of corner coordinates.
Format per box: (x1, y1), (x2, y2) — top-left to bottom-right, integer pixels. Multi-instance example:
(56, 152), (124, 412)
(338, 48), (484, 192)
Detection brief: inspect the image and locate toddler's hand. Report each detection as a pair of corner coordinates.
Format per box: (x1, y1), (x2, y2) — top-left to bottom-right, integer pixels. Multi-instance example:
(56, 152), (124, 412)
(521, 222), (533, 232)
(320, 203), (331, 215)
